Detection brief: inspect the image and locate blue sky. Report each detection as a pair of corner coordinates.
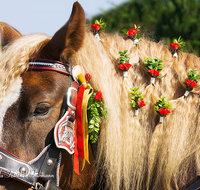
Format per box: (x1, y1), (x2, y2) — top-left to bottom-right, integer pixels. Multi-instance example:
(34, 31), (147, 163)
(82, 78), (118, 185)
(0, 0), (128, 36)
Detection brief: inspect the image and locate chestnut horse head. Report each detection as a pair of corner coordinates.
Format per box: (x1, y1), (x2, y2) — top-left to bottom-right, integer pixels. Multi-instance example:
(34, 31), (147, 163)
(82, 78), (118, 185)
(0, 2), (95, 190)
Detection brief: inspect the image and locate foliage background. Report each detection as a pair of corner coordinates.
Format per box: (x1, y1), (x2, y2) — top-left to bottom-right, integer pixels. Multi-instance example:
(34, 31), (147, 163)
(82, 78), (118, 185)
(92, 0), (200, 56)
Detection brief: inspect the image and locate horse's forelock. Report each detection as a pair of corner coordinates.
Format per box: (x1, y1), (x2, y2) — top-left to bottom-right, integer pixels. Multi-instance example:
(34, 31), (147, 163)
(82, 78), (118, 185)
(0, 33), (50, 143)
(0, 33), (50, 99)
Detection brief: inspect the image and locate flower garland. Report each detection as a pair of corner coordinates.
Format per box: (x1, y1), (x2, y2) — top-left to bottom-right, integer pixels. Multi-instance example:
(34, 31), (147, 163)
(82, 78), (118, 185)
(143, 57), (164, 85)
(86, 73), (107, 143)
(184, 68), (200, 98)
(121, 24), (141, 45)
(118, 50), (132, 77)
(90, 17), (107, 41)
(130, 86), (146, 115)
(169, 36), (186, 57)
(154, 96), (172, 122)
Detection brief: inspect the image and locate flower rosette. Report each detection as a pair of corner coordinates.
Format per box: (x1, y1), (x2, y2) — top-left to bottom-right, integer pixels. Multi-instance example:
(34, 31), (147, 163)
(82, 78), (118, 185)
(169, 36), (186, 58)
(118, 50), (132, 77)
(121, 24), (141, 45)
(130, 87), (146, 116)
(184, 68), (200, 98)
(143, 57), (164, 85)
(89, 17), (107, 41)
(154, 96), (172, 123)
(87, 89), (107, 143)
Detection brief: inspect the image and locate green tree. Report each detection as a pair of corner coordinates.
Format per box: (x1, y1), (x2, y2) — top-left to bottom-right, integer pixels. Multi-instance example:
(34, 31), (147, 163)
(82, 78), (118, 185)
(92, 0), (200, 56)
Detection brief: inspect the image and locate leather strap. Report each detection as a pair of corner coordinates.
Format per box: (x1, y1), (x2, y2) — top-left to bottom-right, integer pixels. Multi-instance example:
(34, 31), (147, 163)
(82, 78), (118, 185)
(0, 142), (61, 188)
(179, 175), (200, 190)
(29, 58), (71, 76)
(0, 147), (37, 186)
(38, 180), (62, 190)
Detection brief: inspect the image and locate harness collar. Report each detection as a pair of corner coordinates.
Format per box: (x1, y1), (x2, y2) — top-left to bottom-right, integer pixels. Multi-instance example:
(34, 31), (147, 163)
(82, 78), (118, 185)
(0, 58), (77, 190)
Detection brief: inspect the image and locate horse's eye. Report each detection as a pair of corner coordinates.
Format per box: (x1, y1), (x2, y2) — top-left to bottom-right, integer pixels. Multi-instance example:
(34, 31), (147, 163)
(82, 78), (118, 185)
(34, 105), (50, 116)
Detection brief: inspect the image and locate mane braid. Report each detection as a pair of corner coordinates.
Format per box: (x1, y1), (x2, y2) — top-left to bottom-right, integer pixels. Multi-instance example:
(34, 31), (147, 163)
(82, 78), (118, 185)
(73, 29), (200, 190)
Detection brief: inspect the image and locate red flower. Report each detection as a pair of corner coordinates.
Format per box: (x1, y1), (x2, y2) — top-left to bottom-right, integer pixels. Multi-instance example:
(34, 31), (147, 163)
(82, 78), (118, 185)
(185, 80), (197, 88)
(137, 99), (146, 108)
(123, 62), (132, 70)
(190, 80), (197, 88)
(91, 24), (101, 31)
(118, 63), (132, 71)
(148, 69), (159, 77)
(94, 91), (102, 101)
(127, 29), (137, 37)
(169, 43), (179, 50)
(185, 80), (192, 86)
(85, 73), (92, 82)
(118, 64), (125, 70)
(159, 108), (170, 116)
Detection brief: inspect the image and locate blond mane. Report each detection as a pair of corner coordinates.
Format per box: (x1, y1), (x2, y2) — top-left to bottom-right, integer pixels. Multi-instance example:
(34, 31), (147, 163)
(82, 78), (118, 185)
(1, 28), (200, 189)
(72, 30), (200, 190)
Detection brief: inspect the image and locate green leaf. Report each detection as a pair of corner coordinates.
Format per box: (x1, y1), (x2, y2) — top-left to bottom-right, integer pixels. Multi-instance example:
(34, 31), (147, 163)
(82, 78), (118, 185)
(136, 34), (141, 39)
(157, 66), (164, 70)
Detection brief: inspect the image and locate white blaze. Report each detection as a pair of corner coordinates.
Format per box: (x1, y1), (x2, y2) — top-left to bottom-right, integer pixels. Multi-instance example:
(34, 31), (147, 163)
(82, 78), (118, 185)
(0, 77), (22, 140)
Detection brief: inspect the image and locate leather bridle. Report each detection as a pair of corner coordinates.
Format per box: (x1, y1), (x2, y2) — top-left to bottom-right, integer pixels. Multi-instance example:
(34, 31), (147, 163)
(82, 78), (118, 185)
(0, 58), (78, 190)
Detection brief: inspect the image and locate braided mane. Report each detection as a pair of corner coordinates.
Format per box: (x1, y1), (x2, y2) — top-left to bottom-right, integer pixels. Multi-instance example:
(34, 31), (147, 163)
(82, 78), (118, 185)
(1, 27), (200, 189)
(73, 30), (200, 190)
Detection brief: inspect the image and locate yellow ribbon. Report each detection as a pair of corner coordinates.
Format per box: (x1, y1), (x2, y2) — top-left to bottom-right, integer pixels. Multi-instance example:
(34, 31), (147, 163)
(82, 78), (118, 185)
(77, 73), (93, 170)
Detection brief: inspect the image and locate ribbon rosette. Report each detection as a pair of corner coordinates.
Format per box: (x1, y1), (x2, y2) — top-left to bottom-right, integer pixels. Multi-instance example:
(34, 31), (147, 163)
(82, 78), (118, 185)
(169, 36), (186, 58)
(73, 73), (106, 174)
(184, 68), (200, 98)
(89, 17), (107, 41)
(121, 24), (141, 45)
(130, 87), (146, 116)
(144, 57), (164, 85)
(154, 96), (172, 123)
(118, 50), (132, 77)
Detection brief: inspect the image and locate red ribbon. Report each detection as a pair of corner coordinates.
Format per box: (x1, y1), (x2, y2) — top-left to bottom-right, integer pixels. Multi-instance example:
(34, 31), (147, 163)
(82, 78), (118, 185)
(74, 84), (85, 175)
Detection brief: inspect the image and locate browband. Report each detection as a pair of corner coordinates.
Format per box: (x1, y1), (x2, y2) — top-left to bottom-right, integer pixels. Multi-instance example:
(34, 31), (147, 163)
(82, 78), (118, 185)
(29, 58), (71, 76)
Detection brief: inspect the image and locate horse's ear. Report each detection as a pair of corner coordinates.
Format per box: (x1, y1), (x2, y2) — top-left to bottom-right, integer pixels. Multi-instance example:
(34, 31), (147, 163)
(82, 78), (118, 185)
(0, 22), (22, 48)
(40, 2), (86, 61)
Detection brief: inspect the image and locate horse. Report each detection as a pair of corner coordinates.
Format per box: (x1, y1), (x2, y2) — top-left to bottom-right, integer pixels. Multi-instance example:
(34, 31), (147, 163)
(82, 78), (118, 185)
(1, 1), (200, 190)
(0, 2), (96, 190)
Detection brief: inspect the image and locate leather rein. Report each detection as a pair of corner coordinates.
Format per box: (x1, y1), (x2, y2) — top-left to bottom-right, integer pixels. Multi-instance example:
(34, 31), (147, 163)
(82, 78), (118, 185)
(0, 58), (78, 190)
